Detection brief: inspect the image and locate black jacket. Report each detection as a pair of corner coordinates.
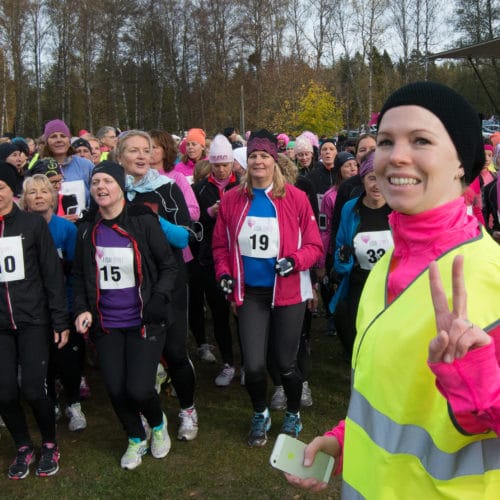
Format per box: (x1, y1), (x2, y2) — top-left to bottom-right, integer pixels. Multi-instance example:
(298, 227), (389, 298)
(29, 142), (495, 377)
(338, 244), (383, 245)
(0, 204), (69, 331)
(72, 204), (179, 334)
(192, 174), (239, 266)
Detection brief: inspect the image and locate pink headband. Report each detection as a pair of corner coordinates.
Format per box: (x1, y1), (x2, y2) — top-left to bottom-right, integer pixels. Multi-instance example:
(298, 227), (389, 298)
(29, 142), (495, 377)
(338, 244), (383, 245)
(247, 137), (278, 161)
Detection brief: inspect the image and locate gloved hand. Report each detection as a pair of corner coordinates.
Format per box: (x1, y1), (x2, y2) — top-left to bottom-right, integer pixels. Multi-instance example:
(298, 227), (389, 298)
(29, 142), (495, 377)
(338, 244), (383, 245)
(218, 274), (234, 294)
(275, 257), (295, 277)
(143, 293), (168, 324)
(338, 245), (353, 264)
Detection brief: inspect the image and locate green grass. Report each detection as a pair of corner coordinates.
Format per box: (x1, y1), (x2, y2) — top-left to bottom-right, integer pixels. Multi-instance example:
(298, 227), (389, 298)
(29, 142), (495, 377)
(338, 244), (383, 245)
(0, 316), (350, 499)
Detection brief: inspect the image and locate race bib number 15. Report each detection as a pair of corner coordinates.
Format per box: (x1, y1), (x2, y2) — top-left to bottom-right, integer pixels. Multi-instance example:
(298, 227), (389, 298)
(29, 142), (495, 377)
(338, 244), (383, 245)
(0, 236), (25, 282)
(96, 246), (135, 290)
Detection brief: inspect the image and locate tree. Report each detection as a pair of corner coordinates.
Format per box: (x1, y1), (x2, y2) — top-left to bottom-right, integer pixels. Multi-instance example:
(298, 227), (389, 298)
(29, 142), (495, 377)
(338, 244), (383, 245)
(294, 81), (343, 135)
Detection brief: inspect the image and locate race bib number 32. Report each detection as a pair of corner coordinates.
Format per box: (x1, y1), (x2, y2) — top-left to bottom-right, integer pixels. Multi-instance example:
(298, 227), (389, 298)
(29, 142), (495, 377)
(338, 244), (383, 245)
(0, 236), (25, 282)
(96, 246), (135, 290)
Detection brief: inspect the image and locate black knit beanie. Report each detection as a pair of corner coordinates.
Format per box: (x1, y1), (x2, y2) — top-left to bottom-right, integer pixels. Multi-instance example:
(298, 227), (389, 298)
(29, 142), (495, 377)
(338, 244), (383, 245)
(91, 161), (125, 192)
(377, 81), (484, 184)
(0, 161), (19, 193)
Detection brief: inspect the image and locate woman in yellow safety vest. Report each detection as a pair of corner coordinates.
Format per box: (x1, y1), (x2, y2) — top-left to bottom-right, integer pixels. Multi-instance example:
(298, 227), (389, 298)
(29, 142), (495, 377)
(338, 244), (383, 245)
(286, 81), (500, 499)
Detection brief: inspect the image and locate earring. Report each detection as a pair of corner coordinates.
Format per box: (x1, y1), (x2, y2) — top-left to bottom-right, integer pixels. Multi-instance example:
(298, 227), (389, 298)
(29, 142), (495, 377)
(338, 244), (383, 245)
(454, 167), (464, 180)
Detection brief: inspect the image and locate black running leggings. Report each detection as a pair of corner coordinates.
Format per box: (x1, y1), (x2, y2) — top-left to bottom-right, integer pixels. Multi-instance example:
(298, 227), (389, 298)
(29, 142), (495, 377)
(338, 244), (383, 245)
(93, 325), (165, 440)
(163, 283), (195, 409)
(0, 327), (56, 448)
(238, 287), (305, 413)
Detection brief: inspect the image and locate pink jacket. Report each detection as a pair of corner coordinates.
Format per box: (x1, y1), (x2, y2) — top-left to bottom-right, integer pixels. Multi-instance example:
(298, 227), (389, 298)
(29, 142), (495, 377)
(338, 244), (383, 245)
(212, 184), (323, 306)
(318, 186), (338, 267)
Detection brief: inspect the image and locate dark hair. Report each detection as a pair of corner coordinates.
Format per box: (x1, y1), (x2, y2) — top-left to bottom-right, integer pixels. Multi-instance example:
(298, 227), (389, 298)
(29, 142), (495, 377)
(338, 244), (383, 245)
(149, 129), (178, 172)
(355, 134), (377, 155)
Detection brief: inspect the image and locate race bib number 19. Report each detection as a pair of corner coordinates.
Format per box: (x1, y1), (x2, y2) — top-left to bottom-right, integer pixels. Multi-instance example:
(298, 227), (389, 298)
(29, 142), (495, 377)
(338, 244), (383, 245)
(96, 246), (135, 290)
(238, 216), (279, 259)
(0, 236), (25, 282)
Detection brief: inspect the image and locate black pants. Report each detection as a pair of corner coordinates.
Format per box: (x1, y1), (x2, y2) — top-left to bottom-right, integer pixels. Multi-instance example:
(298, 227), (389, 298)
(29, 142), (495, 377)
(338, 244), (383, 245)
(47, 328), (84, 405)
(187, 259), (207, 347)
(200, 264), (234, 365)
(0, 326), (56, 448)
(268, 308), (312, 385)
(163, 283), (195, 409)
(93, 325), (165, 439)
(238, 287), (305, 413)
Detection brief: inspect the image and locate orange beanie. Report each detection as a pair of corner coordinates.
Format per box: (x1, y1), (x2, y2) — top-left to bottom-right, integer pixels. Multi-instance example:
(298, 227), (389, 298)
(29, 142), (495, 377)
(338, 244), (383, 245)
(186, 128), (206, 147)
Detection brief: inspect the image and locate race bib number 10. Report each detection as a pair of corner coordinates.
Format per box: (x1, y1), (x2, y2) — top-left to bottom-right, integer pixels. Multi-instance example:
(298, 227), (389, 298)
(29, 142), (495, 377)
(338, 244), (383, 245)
(96, 246), (135, 290)
(0, 236), (25, 282)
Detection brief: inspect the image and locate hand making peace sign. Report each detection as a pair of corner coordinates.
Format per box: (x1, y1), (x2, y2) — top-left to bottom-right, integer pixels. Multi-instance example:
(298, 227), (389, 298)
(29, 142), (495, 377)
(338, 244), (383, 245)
(428, 255), (491, 364)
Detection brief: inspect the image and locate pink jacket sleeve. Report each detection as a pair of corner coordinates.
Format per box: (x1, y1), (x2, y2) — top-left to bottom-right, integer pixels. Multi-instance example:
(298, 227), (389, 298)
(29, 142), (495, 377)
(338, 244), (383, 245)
(324, 420), (345, 475)
(428, 324), (500, 435)
(288, 191), (324, 271)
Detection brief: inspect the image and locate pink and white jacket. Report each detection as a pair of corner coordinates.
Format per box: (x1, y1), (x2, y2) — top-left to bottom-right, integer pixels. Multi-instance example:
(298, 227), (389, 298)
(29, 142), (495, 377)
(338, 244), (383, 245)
(212, 184), (323, 307)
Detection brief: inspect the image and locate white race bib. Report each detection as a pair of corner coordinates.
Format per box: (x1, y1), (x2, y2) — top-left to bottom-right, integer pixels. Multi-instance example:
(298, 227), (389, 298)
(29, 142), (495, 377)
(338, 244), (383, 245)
(96, 246), (136, 290)
(0, 236), (25, 282)
(238, 216), (279, 259)
(354, 230), (393, 270)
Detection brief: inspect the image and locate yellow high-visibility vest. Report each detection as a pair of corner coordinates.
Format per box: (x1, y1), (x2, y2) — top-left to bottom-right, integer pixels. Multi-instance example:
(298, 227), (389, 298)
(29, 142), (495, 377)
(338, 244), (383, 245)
(343, 228), (500, 499)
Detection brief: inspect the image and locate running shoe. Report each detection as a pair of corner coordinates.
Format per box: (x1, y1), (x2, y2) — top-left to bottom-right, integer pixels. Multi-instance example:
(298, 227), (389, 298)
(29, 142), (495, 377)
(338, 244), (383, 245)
(248, 408), (271, 447)
(197, 343), (216, 363)
(120, 439), (148, 470)
(8, 446), (35, 480)
(215, 364), (235, 386)
(280, 411), (303, 438)
(270, 385), (287, 410)
(151, 413), (171, 459)
(35, 443), (60, 477)
(178, 407), (198, 441)
(79, 376), (91, 399)
(301, 381), (313, 407)
(66, 402), (87, 431)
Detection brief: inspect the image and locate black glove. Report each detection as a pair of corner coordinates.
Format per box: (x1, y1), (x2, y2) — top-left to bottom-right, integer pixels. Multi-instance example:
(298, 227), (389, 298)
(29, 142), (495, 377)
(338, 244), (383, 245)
(338, 245), (353, 264)
(275, 257), (295, 277)
(218, 274), (234, 294)
(143, 293), (168, 324)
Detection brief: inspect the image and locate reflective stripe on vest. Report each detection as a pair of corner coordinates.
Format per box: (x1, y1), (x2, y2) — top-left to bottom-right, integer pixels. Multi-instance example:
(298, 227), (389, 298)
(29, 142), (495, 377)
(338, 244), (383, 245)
(343, 229), (500, 499)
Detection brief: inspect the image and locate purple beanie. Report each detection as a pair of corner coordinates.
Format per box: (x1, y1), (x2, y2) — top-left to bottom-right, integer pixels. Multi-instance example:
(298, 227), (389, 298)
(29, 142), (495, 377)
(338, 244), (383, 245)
(247, 129), (278, 162)
(44, 119), (71, 140)
(359, 151), (375, 177)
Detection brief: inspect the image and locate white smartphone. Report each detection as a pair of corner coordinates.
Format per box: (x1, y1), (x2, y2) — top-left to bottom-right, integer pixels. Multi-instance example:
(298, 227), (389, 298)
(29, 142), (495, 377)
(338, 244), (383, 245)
(269, 433), (335, 483)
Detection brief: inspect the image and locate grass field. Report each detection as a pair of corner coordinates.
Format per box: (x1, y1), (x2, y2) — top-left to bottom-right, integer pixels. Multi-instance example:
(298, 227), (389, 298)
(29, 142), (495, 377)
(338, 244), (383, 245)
(0, 315), (350, 499)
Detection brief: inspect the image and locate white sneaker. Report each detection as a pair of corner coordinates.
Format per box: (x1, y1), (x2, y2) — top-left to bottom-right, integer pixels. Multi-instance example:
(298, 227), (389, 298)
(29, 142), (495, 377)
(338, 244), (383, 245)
(151, 413), (171, 459)
(215, 364), (235, 386)
(197, 344), (216, 363)
(155, 364), (168, 394)
(301, 381), (313, 407)
(65, 402), (87, 431)
(270, 385), (287, 411)
(120, 439), (148, 470)
(178, 407), (198, 441)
